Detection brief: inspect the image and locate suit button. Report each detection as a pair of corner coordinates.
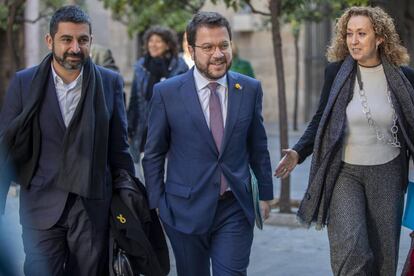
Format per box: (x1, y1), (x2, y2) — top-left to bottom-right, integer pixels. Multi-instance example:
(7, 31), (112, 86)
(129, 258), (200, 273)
(305, 192), (311, 200)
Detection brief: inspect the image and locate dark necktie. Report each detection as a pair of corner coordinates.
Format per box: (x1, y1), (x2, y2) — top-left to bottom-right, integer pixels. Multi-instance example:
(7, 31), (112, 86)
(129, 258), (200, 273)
(208, 82), (228, 194)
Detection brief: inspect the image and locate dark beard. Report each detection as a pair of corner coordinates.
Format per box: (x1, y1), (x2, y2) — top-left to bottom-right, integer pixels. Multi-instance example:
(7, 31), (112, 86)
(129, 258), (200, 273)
(195, 57), (232, 80)
(53, 47), (86, 70)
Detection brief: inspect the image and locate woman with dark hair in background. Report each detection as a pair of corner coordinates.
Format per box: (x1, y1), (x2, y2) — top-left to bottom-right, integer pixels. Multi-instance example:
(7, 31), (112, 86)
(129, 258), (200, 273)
(275, 6), (414, 275)
(128, 26), (188, 165)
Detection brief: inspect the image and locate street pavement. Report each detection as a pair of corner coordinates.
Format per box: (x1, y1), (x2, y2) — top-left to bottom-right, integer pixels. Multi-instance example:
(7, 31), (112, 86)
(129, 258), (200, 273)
(1, 123), (412, 275)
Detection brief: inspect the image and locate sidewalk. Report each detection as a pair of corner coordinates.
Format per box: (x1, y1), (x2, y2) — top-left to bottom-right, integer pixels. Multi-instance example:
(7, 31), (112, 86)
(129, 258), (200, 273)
(0, 123), (411, 275)
(2, 194), (410, 276)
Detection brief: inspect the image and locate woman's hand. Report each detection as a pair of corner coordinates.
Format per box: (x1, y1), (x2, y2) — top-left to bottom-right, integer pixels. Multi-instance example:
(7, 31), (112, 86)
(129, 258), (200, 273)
(274, 149), (299, 179)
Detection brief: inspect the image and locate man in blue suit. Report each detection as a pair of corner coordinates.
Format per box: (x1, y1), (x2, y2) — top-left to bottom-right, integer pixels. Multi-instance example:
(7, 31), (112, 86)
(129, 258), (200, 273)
(0, 6), (134, 275)
(143, 11), (273, 276)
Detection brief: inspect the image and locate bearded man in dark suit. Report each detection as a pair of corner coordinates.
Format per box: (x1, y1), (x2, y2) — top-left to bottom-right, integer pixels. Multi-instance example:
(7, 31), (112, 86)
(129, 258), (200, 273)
(0, 5), (134, 275)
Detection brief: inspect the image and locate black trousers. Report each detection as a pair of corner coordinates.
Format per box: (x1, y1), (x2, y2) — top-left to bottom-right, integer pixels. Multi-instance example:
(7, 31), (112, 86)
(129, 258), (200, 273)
(22, 194), (109, 276)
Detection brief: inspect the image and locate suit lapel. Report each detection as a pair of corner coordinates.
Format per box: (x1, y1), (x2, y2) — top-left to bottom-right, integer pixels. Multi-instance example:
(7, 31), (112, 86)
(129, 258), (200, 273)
(179, 70), (218, 155)
(221, 72), (242, 155)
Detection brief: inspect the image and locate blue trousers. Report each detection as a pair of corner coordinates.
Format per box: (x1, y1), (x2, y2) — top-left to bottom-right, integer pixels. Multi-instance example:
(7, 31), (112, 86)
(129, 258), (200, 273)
(163, 196), (254, 276)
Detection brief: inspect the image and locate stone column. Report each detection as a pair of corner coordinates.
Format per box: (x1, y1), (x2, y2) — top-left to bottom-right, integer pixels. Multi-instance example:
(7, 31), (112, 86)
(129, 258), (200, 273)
(24, 0), (40, 67)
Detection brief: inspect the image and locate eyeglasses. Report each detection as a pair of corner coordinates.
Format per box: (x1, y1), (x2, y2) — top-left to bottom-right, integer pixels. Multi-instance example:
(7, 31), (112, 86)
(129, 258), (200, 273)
(193, 42), (231, 54)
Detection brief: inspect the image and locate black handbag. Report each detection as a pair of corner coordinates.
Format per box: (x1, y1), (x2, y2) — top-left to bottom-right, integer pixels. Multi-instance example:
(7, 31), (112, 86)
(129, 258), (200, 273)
(112, 241), (135, 276)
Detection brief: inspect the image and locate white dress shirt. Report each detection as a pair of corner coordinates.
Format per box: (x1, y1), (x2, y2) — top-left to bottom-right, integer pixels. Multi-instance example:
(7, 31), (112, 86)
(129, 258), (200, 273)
(193, 67), (228, 129)
(51, 64), (83, 127)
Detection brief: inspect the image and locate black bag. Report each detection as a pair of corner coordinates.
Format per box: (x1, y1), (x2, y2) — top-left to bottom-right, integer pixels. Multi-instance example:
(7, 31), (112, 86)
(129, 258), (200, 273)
(112, 242), (135, 276)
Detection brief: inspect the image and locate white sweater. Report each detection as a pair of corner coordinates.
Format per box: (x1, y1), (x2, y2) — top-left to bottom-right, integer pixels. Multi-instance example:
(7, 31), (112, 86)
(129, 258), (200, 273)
(342, 64), (400, 165)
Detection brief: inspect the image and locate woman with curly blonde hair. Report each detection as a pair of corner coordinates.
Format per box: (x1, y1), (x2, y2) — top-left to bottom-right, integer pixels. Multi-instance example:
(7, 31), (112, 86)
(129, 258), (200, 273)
(275, 6), (414, 275)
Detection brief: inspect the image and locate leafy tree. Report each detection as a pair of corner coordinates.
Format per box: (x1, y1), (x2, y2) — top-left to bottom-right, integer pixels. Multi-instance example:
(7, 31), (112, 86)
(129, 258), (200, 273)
(0, 0), (63, 108)
(100, 0), (205, 35)
(0, 0), (25, 108)
(282, 1), (325, 132)
(100, 0), (205, 58)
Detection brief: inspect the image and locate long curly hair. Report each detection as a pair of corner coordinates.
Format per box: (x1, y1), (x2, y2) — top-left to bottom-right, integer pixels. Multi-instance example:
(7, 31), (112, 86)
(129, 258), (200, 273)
(326, 6), (409, 66)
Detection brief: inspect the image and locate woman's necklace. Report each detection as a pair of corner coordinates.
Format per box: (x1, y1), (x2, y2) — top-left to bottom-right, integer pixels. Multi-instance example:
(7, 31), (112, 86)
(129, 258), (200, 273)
(356, 65), (400, 148)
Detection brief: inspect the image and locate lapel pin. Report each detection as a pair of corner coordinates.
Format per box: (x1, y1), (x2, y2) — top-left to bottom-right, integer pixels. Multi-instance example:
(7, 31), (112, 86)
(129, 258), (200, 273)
(235, 83), (242, 90)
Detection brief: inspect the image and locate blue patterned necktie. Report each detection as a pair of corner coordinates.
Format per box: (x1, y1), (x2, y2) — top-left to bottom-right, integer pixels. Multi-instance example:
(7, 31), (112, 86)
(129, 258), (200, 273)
(208, 82), (228, 195)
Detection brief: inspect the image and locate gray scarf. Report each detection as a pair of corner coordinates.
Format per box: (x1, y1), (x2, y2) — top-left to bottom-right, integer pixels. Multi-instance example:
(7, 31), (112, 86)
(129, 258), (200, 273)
(297, 55), (414, 229)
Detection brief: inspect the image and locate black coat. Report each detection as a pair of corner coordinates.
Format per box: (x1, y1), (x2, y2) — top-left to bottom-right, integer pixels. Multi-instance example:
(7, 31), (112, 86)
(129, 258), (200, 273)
(127, 56), (188, 161)
(110, 170), (169, 276)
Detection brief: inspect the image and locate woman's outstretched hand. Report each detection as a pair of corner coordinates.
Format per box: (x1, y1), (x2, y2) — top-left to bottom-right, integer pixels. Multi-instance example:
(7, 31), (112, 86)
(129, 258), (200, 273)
(274, 149), (299, 179)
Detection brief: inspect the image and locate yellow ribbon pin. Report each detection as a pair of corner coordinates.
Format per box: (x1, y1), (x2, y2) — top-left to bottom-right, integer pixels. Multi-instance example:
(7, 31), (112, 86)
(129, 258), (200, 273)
(116, 214), (126, 224)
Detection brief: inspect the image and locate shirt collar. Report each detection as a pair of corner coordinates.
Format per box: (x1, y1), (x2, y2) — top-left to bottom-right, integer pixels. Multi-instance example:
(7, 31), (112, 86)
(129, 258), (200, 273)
(51, 63), (83, 90)
(193, 66), (227, 91)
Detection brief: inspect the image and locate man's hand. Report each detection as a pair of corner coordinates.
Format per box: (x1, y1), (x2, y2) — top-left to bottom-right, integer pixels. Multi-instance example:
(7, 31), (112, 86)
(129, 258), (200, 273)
(260, 200), (272, 221)
(274, 149), (299, 179)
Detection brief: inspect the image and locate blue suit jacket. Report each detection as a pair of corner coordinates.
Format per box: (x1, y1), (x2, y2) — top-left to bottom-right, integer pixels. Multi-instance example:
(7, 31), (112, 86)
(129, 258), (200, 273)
(0, 64), (134, 229)
(142, 69), (273, 234)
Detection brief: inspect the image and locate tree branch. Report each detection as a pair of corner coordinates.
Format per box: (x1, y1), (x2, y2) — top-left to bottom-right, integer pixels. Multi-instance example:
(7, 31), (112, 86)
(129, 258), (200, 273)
(184, 1), (205, 13)
(15, 11), (54, 24)
(111, 14), (129, 26)
(172, 0), (205, 13)
(244, 0), (271, 16)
